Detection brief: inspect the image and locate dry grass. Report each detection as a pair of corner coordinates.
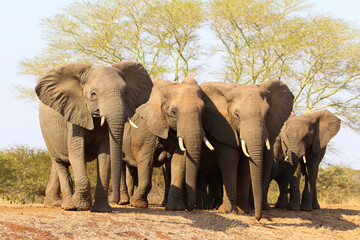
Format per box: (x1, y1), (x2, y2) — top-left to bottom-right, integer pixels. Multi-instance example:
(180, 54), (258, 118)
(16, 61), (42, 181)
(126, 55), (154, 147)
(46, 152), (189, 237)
(0, 203), (359, 240)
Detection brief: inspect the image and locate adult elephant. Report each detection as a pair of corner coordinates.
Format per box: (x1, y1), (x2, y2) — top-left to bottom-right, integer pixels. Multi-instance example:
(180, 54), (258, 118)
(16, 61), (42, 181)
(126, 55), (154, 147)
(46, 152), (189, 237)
(200, 79), (294, 220)
(36, 62), (152, 212)
(120, 77), (214, 211)
(272, 110), (341, 211)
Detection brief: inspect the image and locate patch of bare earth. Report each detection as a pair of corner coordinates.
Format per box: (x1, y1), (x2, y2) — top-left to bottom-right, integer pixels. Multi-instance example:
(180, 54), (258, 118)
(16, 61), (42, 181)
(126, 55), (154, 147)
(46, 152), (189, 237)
(0, 203), (359, 240)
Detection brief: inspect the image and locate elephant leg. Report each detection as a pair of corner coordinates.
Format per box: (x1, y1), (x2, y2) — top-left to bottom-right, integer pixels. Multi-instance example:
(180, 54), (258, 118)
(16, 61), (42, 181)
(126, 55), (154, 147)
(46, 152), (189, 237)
(91, 147), (111, 213)
(287, 163), (301, 211)
(274, 178), (288, 209)
(119, 160), (130, 205)
(166, 147), (186, 211)
(130, 154), (153, 208)
(126, 165), (138, 197)
(311, 157), (321, 210)
(54, 160), (75, 210)
(236, 157), (251, 213)
(216, 144), (239, 213)
(44, 160), (62, 207)
(161, 162), (171, 207)
(301, 152), (321, 211)
(300, 158), (312, 211)
(209, 170), (223, 209)
(196, 170), (209, 210)
(68, 133), (92, 210)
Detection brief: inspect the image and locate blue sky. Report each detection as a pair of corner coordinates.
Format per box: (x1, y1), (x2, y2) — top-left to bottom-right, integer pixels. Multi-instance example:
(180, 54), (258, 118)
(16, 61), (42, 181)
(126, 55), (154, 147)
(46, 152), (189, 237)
(0, 0), (359, 169)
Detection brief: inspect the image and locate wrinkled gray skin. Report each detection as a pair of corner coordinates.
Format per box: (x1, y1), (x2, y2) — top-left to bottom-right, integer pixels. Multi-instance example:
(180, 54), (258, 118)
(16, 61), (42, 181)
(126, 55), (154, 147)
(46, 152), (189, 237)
(36, 62), (152, 212)
(119, 77), (208, 210)
(200, 79), (294, 220)
(272, 110), (341, 211)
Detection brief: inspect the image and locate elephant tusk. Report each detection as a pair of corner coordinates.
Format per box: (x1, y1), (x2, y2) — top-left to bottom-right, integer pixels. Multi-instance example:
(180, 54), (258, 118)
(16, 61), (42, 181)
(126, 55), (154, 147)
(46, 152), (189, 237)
(241, 139), (250, 157)
(203, 136), (214, 151)
(178, 137), (186, 151)
(100, 116), (106, 126)
(128, 117), (138, 129)
(284, 156), (289, 162)
(303, 156), (307, 164)
(265, 138), (271, 150)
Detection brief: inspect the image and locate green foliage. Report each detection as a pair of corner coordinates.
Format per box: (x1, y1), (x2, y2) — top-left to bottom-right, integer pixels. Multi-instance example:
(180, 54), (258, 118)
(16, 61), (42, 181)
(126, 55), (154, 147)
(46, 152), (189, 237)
(317, 165), (360, 204)
(0, 145), (98, 204)
(0, 146), (51, 203)
(19, 0), (204, 82)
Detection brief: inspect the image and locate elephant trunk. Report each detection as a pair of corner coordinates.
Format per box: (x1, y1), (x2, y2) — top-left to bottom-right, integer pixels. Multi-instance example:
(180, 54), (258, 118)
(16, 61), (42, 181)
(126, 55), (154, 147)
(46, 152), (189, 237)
(178, 116), (203, 211)
(100, 90), (126, 204)
(241, 124), (265, 221)
(281, 151), (301, 194)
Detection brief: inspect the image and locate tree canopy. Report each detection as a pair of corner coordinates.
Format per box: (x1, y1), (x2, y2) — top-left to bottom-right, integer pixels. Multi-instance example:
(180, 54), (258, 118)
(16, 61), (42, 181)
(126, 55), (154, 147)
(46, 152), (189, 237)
(20, 0), (360, 133)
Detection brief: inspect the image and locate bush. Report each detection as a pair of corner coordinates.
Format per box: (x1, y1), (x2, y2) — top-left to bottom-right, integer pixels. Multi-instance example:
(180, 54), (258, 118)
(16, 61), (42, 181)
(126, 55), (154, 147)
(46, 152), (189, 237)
(0, 145), (99, 204)
(0, 146), (52, 203)
(317, 166), (360, 204)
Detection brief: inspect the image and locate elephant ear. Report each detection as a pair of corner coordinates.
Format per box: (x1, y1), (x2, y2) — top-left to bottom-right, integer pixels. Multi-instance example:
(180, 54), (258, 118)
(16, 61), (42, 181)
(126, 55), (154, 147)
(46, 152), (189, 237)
(35, 63), (94, 130)
(137, 79), (174, 139)
(312, 110), (341, 153)
(201, 82), (239, 148)
(273, 135), (283, 161)
(260, 79), (294, 143)
(112, 61), (153, 117)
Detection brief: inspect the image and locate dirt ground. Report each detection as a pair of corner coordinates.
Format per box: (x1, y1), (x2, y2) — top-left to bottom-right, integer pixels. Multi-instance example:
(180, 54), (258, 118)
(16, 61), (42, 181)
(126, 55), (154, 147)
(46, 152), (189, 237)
(0, 203), (359, 240)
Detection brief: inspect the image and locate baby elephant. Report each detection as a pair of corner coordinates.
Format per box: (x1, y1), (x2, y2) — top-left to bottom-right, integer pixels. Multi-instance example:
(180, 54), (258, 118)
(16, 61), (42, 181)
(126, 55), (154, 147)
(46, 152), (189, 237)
(272, 110), (340, 211)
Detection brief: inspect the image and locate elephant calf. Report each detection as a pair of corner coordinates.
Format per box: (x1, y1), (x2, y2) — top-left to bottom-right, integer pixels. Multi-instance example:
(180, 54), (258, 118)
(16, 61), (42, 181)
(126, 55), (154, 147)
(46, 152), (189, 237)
(271, 110), (341, 211)
(120, 77), (214, 211)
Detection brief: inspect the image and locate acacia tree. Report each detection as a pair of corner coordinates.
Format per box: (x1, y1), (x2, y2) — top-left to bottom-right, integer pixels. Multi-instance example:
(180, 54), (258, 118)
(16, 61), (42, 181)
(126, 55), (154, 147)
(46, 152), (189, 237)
(149, 0), (204, 81)
(20, 0), (204, 82)
(208, 0), (360, 133)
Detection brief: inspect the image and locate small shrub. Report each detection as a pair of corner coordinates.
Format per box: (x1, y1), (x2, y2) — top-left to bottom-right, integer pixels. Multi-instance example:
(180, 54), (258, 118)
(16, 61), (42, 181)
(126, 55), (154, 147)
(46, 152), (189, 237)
(0, 145), (51, 203)
(317, 166), (360, 204)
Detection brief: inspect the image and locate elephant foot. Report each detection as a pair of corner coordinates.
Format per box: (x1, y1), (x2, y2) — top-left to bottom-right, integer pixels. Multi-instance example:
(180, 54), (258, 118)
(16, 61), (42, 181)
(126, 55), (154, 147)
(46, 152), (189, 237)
(61, 196), (76, 210)
(300, 202), (313, 211)
(72, 192), (92, 211)
(236, 201), (251, 213)
(262, 201), (271, 210)
(44, 195), (62, 208)
(91, 201), (112, 213)
(161, 196), (168, 207)
(165, 200), (186, 211)
(287, 202), (300, 211)
(218, 202), (238, 213)
(119, 196), (130, 205)
(237, 205), (251, 213)
(313, 201), (320, 209)
(275, 194), (288, 209)
(130, 196), (148, 208)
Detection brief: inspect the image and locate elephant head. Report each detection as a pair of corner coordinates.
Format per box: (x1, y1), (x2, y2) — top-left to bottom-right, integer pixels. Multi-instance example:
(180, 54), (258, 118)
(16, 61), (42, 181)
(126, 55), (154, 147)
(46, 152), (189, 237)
(201, 79), (294, 220)
(274, 110), (341, 193)
(136, 77), (212, 210)
(35, 62), (153, 204)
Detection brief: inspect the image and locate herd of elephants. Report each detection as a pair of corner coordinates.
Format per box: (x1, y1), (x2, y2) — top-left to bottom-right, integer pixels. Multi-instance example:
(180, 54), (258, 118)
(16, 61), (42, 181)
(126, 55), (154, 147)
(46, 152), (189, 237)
(35, 61), (341, 221)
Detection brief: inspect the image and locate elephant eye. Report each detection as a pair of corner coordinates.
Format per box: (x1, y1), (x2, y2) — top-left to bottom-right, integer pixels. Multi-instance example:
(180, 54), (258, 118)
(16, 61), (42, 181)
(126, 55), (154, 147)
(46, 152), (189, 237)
(90, 91), (97, 100)
(234, 112), (240, 120)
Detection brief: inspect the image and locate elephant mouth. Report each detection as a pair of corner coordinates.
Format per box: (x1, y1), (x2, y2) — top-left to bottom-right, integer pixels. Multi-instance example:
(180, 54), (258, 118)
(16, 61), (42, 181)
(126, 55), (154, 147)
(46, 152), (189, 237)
(91, 109), (100, 117)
